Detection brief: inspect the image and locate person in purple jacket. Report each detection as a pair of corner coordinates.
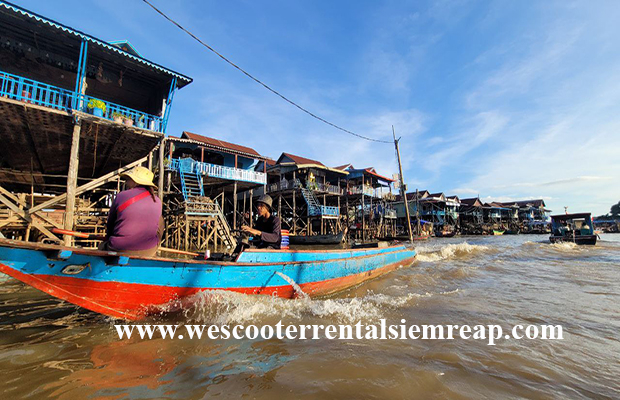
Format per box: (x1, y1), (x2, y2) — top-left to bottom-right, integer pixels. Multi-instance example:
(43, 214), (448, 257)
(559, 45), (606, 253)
(100, 166), (163, 257)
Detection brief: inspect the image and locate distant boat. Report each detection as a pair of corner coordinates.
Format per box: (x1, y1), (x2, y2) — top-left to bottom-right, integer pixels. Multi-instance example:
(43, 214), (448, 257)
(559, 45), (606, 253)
(493, 230), (505, 236)
(549, 213), (597, 245)
(289, 231), (345, 245)
(435, 230), (456, 238)
(504, 229), (520, 235)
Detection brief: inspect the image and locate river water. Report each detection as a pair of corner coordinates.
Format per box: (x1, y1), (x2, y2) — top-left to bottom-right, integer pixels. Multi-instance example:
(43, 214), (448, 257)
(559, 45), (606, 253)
(1, 235), (619, 399)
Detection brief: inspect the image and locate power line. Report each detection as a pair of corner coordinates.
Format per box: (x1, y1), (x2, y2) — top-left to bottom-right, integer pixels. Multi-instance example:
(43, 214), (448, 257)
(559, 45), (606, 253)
(142, 0), (392, 144)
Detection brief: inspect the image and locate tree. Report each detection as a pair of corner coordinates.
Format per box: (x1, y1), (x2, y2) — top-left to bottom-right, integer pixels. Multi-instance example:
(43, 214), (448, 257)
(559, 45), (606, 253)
(611, 201), (620, 218)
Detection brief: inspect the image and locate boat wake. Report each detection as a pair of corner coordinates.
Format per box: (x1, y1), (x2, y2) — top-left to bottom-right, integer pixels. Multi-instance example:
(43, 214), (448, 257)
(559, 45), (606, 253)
(153, 287), (459, 326)
(548, 241), (578, 251)
(415, 242), (490, 262)
(0, 272), (10, 283)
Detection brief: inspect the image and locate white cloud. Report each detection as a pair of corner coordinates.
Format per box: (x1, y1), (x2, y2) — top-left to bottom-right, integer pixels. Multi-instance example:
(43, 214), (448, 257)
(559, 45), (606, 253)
(419, 110), (509, 172)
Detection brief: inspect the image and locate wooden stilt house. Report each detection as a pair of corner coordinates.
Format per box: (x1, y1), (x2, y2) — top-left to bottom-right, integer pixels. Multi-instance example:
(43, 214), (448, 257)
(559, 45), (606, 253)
(161, 132), (269, 252)
(0, 1), (192, 246)
(253, 153), (347, 237)
(336, 165), (396, 240)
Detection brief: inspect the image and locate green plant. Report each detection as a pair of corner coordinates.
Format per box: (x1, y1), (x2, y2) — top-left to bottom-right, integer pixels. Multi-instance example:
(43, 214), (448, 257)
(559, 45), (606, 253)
(87, 99), (106, 113)
(112, 111), (125, 119)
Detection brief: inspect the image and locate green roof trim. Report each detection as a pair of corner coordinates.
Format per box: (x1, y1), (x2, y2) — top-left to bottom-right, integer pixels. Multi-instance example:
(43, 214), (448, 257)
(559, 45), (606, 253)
(108, 40), (143, 58)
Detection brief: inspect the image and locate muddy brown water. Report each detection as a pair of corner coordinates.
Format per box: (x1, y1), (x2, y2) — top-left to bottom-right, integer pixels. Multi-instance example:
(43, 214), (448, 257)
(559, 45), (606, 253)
(1, 235), (619, 399)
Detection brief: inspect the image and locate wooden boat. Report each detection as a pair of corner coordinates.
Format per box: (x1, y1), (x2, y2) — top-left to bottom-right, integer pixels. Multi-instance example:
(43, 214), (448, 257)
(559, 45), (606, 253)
(492, 230), (505, 235)
(504, 229), (520, 235)
(289, 231), (344, 245)
(0, 238), (416, 320)
(549, 213), (597, 245)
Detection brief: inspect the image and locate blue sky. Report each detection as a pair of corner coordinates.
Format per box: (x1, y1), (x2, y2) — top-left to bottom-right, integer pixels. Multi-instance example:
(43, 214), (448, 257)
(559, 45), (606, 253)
(20, 0), (620, 215)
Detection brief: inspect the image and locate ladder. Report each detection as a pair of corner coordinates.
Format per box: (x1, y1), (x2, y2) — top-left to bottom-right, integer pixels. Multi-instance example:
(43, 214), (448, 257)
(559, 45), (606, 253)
(300, 187), (322, 216)
(179, 169), (204, 200)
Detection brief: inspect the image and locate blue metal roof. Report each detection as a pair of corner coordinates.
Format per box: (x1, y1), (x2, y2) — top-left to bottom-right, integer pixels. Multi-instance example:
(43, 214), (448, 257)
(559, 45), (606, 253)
(0, 1), (192, 85)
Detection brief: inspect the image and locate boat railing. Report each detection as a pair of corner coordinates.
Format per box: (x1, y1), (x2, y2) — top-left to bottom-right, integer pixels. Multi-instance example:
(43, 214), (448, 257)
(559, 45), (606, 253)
(0, 69), (165, 132)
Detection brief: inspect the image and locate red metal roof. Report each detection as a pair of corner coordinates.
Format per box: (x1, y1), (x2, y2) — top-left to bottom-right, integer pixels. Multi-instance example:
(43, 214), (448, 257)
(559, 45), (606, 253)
(334, 163), (353, 171)
(363, 168), (394, 183)
(277, 152), (325, 167)
(181, 132), (263, 158)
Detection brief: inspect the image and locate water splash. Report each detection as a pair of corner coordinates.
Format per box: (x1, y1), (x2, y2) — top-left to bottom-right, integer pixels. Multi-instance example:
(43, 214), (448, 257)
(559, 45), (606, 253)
(148, 282), (466, 327)
(415, 242), (490, 262)
(549, 241), (578, 251)
(148, 285), (457, 326)
(274, 271), (309, 299)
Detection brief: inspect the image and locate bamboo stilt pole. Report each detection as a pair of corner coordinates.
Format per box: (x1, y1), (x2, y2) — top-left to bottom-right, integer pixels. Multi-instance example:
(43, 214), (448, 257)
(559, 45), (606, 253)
(64, 120), (82, 246)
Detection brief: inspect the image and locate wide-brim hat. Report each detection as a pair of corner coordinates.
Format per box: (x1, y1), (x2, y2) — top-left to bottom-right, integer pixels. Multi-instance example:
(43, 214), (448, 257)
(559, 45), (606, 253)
(257, 194), (273, 210)
(121, 166), (156, 187)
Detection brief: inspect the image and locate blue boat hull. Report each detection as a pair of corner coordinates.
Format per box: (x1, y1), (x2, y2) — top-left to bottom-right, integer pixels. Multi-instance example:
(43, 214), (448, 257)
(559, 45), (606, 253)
(0, 239), (416, 320)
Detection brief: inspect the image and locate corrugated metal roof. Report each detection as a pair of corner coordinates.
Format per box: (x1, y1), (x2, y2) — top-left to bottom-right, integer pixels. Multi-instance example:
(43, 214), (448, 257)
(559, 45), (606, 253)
(278, 152), (326, 167)
(513, 199), (547, 208)
(334, 163), (353, 171)
(180, 132), (265, 159)
(394, 190), (429, 202)
(427, 192), (446, 200)
(363, 167), (394, 183)
(0, 1), (192, 85)
(460, 197), (483, 207)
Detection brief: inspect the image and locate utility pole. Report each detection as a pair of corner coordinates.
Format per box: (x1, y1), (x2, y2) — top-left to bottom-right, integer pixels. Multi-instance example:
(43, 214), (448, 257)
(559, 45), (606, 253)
(393, 126), (413, 243)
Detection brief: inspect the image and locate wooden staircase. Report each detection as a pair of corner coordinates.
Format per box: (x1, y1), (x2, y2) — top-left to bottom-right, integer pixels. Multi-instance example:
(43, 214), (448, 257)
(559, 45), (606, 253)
(178, 166), (236, 250)
(184, 197), (237, 251)
(300, 187), (322, 216)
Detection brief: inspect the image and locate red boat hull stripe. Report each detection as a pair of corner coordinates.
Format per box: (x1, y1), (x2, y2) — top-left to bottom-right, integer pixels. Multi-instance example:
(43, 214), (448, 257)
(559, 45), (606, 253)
(0, 256), (415, 320)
